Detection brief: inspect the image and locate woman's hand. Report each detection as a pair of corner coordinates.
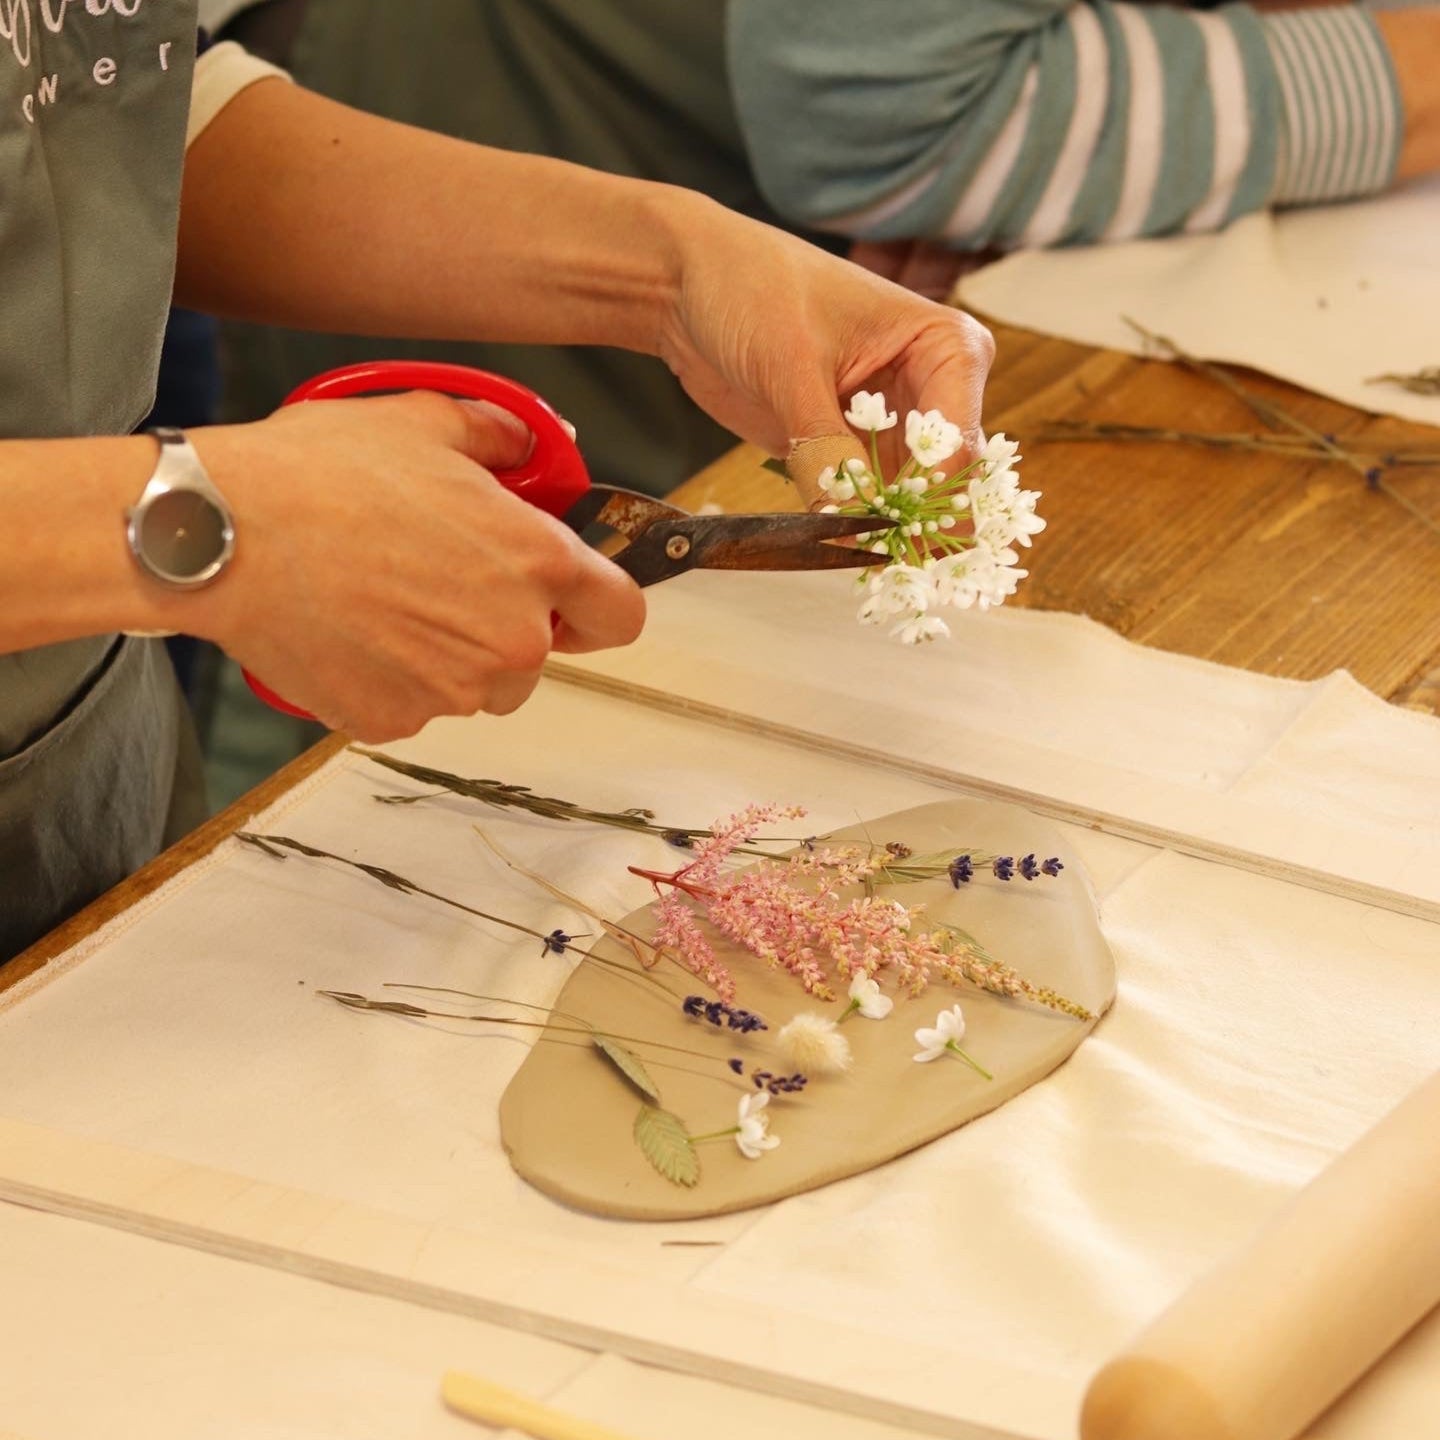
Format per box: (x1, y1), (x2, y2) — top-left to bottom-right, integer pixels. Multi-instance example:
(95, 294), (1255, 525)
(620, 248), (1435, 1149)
(653, 193), (996, 487)
(174, 392), (644, 741)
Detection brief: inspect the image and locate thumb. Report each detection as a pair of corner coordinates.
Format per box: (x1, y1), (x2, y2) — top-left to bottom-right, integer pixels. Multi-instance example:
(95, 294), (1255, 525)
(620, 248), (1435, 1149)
(452, 397), (536, 472)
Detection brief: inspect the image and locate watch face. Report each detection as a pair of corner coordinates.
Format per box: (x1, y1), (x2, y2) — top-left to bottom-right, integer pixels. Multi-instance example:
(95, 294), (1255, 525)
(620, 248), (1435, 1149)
(134, 488), (233, 584)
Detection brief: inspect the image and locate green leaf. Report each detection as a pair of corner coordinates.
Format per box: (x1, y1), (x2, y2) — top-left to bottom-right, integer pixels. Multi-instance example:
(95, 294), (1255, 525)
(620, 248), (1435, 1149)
(592, 1034), (662, 1103)
(634, 1105), (700, 1187)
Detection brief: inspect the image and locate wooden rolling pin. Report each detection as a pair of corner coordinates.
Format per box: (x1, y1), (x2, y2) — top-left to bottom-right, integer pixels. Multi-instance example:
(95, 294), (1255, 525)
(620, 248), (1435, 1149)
(1081, 1067), (1440, 1440)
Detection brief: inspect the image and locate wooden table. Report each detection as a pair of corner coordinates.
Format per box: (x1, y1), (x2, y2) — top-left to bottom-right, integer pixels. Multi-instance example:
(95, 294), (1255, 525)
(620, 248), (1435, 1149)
(6, 319), (1439, 993)
(675, 321), (1440, 714)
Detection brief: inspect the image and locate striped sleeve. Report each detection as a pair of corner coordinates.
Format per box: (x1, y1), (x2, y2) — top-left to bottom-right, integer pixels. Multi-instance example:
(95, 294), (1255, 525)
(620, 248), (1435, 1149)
(1261, 6), (1402, 205)
(726, 1), (1403, 251)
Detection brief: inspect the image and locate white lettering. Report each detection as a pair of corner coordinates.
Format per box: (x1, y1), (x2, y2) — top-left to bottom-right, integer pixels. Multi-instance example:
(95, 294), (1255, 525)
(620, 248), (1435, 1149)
(91, 53), (114, 84)
(4, 0), (149, 66)
(157, 37), (169, 70)
(21, 89), (32, 120)
(41, 0), (75, 33)
(37, 68), (54, 101)
(1, 0), (34, 66)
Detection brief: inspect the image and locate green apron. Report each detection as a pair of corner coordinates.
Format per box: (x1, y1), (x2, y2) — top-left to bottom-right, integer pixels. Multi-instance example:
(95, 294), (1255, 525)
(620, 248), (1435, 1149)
(0, 4), (206, 961)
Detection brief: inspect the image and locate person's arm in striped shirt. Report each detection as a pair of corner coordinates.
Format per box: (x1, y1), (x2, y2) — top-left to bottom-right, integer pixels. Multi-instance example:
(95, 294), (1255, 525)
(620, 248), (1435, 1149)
(726, 1), (1431, 251)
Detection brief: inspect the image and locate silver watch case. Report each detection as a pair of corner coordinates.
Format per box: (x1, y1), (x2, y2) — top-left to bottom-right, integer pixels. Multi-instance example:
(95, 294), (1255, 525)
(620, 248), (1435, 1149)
(126, 427), (236, 588)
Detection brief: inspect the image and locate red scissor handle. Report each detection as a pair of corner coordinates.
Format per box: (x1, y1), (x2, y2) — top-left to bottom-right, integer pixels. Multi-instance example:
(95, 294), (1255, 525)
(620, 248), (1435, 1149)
(243, 360), (592, 720)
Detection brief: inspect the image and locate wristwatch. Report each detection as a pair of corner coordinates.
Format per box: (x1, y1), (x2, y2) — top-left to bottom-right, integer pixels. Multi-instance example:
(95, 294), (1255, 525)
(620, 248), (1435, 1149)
(126, 427), (236, 588)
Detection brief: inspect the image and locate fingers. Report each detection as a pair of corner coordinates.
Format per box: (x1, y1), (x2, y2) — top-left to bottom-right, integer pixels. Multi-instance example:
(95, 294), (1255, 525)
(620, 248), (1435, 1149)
(451, 397), (535, 471)
(189, 398), (646, 738)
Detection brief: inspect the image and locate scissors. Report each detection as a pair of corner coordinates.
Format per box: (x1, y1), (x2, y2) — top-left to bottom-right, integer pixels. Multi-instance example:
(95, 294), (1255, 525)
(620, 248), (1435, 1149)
(243, 360), (888, 718)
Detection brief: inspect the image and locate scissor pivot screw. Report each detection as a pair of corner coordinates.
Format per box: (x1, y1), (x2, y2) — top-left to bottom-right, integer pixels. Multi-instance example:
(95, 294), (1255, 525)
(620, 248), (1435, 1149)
(665, 535), (691, 561)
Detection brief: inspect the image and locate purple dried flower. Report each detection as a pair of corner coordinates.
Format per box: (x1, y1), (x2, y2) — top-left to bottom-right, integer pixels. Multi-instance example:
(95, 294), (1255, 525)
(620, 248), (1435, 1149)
(992, 856), (1015, 881)
(681, 995), (769, 1032)
(540, 928), (575, 955)
(728, 1057), (745, 1075)
(1041, 856), (1064, 877)
(1018, 854), (1040, 881)
(948, 854), (975, 886)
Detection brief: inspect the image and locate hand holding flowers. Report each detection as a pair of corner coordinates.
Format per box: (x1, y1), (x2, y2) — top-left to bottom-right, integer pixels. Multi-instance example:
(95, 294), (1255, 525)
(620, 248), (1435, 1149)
(823, 391), (1044, 643)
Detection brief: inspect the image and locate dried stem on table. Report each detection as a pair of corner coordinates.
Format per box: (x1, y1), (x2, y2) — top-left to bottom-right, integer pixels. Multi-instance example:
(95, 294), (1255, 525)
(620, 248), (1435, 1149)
(1109, 317), (1440, 538)
(234, 830), (678, 1003)
(351, 748), (809, 854)
(1031, 420), (1440, 468)
(1367, 366), (1440, 398)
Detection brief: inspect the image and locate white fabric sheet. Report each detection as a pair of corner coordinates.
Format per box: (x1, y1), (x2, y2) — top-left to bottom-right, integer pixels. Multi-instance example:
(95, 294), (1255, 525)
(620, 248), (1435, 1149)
(957, 174), (1440, 426)
(0, 596), (1437, 1438)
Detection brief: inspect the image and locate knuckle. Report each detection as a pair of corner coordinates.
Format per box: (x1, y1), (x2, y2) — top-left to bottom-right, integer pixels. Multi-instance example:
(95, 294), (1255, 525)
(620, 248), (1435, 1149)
(959, 314), (997, 369)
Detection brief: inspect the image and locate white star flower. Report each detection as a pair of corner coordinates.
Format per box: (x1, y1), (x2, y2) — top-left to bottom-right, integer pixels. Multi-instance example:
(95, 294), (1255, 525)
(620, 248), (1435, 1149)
(735, 1091), (781, 1159)
(905, 409), (964, 467)
(913, 1004), (967, 1062)
(893, 613), (950, 645)
(846, 972), (894, 1020)
(845, 390), (898, 432)
(856, 563), (934, 625)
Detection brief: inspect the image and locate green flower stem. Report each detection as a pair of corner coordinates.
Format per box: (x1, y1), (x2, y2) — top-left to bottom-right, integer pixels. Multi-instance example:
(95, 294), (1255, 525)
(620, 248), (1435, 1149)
(836, 998), (862, 1025)
(689, 1126), (741, 1145)
(946, 1040), (994, 1081)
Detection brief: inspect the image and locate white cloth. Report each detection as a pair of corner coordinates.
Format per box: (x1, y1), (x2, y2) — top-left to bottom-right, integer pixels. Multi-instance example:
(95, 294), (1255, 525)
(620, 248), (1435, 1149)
(957, 175), (1440, 426)
(0, 594), (1436, 1439)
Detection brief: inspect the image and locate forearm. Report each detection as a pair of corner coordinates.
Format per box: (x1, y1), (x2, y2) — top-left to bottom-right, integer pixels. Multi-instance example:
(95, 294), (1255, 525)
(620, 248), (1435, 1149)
(176, 78), (694, 356)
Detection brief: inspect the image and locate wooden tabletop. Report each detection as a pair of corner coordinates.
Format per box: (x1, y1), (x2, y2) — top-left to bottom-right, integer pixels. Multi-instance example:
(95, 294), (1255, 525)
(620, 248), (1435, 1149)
(5, 320), (1438, 992)
(673, 320), (1440, 715)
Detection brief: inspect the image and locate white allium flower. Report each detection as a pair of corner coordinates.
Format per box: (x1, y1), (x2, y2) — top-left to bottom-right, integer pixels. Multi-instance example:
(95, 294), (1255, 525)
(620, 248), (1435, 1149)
(845, 390), (898, 432)
(913, 1004), (967, 1063)
(856, 563), (934, 625)
(905, 408), (964, 467)
(847, 972), (894, 1020)
(893, 613), (950, 645)
(930, 547), (1028, 612)
(735, 1091), (781, 1159)
(777, 1012), (853, 1074)
(817, 467), (858, 502)
(980, 431), (1021, 478)
(969, 469), (1047, 549)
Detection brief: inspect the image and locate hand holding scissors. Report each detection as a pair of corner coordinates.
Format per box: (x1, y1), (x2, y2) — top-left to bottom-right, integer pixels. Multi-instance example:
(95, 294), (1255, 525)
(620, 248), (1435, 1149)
(244, 361), (889, 719)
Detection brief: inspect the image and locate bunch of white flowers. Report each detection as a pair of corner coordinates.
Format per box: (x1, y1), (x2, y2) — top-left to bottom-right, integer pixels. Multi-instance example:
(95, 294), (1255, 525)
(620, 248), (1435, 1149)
(819, 391), (1044, 644)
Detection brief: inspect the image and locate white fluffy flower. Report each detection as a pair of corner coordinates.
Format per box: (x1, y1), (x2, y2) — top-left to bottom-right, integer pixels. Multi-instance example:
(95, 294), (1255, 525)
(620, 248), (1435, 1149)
(845, 390), (898, 432)
(905, 408), (964, 467)
(735, 1091), (781, 1159)
(913, 1004), (967, 1063)
(847, 972), (894, 1020)
(777, 1012), (853, 1074)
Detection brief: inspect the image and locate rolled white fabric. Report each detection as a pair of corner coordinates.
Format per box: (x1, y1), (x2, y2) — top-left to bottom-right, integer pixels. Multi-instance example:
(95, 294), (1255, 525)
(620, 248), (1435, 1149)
(1081, 1068), (1440, 1440)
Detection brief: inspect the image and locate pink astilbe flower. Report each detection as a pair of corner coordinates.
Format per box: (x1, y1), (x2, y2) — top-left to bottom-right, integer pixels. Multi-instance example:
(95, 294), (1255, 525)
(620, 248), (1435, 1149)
(632, 805), (1093, 1020)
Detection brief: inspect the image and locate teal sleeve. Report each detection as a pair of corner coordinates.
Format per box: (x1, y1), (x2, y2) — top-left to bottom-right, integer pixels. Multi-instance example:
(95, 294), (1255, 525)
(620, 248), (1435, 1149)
(726, 1), (1396, 250)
